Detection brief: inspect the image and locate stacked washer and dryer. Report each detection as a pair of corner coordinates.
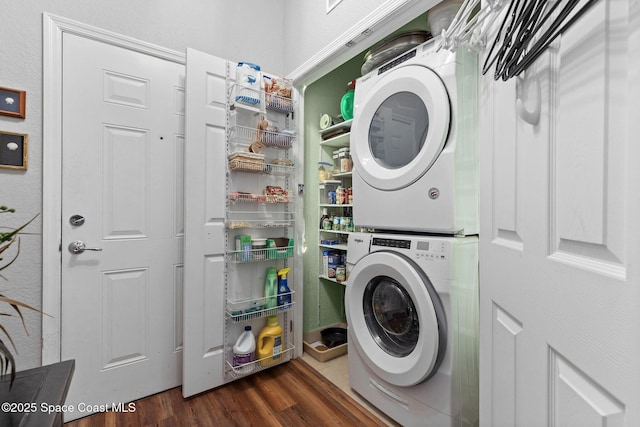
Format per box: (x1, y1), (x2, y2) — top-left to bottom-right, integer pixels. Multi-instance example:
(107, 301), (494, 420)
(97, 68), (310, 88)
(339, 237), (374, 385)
(345, 37), (480, 427)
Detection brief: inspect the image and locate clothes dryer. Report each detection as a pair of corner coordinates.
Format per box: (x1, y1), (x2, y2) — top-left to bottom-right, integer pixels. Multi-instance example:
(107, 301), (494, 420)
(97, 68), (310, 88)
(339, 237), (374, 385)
(345, 233), (479, 427)
(351, 39), (478, 235)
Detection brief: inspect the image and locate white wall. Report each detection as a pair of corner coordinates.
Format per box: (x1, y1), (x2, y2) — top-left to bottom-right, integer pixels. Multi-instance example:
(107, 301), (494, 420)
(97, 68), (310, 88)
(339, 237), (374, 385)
(0, 0), (284, 371)
(282, 0), (388, 74)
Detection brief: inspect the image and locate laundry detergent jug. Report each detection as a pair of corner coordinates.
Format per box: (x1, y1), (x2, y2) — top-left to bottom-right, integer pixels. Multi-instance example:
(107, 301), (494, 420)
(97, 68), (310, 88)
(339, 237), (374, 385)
(256, 316), (283, 367)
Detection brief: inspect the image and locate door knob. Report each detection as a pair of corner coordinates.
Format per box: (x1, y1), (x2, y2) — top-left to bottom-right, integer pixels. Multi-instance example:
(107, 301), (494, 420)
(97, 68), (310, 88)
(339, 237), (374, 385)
(68, 240), (103, 254)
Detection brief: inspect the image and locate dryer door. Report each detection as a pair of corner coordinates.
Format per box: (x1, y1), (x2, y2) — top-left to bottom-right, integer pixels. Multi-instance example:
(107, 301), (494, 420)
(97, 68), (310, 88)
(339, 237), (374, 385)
(352, 64), (450, 191)
(345, 251), (447, 387)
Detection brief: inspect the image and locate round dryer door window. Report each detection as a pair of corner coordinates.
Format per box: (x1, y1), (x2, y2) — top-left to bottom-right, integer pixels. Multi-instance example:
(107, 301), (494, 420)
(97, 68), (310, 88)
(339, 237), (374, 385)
(352, 64), (450, 191)
(363, 275), (419, 357)
(345, 251), (447, 387)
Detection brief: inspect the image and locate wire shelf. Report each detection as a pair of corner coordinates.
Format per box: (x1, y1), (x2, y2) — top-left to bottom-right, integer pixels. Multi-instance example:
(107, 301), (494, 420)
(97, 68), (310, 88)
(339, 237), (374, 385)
(225, 344), (295, 378)
(226, 219), (295, 230)
(226, 296), (295, 322)
(227, 244), (294, 263)
(230, 125), (295, 148)
(266, 92), (295, 114)
(232, 85), (261, 107)
(228, 158), (295, 176)
(228, 191), (293, 204)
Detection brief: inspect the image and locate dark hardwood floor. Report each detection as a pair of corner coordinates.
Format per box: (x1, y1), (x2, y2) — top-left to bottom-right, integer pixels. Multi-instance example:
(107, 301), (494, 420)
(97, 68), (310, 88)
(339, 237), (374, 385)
(64, 358), (387, 426)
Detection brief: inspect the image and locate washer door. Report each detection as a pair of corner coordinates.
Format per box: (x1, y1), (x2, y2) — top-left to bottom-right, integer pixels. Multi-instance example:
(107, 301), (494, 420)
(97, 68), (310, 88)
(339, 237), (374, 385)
(352, 64), (450, 191)
(345, 251), (447, 387)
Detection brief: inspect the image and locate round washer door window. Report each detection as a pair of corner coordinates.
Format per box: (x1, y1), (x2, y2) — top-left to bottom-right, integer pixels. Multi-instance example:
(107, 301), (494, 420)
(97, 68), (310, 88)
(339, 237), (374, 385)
(352, 64), (450, 191)
(364, 275), (419, 357)
(345, 251), (447, 387)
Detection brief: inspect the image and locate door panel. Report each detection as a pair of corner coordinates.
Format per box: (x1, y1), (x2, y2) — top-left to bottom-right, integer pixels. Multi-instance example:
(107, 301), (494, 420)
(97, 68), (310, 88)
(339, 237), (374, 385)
(549, 349), (625, 427)
(480, 2), (640, 426)
(182, 48), (228, 397)
(551, 2), (625, 278)
(61, 33), (185, 419)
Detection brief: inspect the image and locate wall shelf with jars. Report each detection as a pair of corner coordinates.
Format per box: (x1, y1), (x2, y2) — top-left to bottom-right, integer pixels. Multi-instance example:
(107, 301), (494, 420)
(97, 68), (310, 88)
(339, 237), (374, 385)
(318, 119), (353, 287)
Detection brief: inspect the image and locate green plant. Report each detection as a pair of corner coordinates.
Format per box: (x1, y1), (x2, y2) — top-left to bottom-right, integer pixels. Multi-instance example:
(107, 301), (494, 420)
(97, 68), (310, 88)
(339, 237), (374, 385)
(0, 206), (40, 386)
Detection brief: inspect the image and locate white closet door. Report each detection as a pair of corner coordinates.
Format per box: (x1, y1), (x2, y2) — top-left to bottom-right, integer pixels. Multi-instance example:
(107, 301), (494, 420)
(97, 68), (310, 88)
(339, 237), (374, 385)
(183, 48), (228, 397)
(479, 3), (640, 426)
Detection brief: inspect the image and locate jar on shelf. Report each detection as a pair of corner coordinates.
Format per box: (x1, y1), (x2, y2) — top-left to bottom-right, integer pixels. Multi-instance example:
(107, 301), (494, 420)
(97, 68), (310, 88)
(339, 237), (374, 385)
(252, 238), (267, 260)
(318, 161), (333, 182)
(338, 148), (352, 173)
(336, 186), (346, 205)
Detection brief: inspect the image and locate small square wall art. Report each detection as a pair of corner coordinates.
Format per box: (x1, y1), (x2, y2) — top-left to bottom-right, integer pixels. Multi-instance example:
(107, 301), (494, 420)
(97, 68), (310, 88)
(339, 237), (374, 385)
(0, 131), (28, 170)
(0, 86), (26, 119)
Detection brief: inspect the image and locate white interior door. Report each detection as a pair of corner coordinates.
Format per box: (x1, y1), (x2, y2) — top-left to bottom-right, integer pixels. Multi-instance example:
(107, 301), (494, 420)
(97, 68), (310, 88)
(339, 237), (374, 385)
(479, 3), (640, 426)
(182, 48), (228, 397)
(61, 33), (185, 418)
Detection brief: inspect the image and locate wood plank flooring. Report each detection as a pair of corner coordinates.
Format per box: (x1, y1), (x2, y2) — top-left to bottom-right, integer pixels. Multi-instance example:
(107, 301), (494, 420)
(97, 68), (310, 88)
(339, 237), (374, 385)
(64, 358), (386, 427)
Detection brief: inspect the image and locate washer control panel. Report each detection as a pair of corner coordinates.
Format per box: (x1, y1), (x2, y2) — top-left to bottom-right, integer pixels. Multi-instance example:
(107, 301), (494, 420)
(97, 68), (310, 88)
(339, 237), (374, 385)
(415, 239), (447, 261)
(371, 236), (448, 262)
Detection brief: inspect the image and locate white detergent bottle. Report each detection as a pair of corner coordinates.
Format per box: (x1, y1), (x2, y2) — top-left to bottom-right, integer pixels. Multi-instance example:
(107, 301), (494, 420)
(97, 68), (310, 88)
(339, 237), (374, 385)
(233, 325), (256, 374)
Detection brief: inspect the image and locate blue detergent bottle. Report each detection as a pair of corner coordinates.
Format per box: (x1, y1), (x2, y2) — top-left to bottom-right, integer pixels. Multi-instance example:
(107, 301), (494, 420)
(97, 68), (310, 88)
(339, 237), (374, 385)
(277, 267), (292, 309)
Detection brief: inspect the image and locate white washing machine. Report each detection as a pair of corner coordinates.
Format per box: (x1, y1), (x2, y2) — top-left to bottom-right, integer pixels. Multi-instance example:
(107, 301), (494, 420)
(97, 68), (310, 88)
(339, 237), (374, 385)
(345, 233), (479, 427)
(351, 39), (478, 235)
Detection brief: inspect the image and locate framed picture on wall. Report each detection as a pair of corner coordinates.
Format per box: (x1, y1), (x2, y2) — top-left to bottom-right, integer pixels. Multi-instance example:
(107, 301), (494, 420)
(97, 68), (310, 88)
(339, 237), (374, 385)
(0, 131), (28, 170)
(0, 86), (26, 119)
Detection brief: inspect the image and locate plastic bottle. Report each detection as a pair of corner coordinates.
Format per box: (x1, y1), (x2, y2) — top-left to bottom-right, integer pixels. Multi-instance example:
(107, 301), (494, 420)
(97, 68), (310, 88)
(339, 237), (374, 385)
(264, 267), (278, 312)
(319, 208), (329, 230)
(256, 316), (284, 367)
(235, 62), (261, 105)
(277, 268), (292, 309)
(233, 325), (256, 374)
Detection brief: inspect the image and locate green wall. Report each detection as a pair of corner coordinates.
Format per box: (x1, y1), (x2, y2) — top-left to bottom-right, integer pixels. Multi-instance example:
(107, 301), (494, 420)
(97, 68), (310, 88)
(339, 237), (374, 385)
(301, 53), (363, 334)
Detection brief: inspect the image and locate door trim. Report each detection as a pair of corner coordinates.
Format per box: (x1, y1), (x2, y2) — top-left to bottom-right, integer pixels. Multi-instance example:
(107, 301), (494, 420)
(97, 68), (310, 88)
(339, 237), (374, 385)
(41, 13), (184, 364)
(287, 0), (438, 86)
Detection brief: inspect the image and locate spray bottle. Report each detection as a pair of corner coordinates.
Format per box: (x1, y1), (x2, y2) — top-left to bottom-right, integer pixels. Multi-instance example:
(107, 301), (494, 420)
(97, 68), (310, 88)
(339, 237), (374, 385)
(277, 267), (292, 309)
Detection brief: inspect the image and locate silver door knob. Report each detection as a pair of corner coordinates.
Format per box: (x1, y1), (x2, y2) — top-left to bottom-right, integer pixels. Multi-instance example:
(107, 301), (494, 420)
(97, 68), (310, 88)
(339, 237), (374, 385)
(68, 240), (103, 254)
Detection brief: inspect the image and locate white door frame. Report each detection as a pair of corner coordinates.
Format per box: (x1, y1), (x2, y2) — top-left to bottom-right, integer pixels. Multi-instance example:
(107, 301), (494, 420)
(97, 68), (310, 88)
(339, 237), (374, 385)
(42, 0), (439, 363)
(41, 13), (185, 364)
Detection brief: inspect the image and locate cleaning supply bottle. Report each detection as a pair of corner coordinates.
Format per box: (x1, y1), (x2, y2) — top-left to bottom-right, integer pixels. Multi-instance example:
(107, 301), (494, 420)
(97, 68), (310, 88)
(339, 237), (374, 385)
(277, 267), (292, 309)
(256, 316), (283, 367)
(232, 325), (256, 374)
(264, 267), (278, 312)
